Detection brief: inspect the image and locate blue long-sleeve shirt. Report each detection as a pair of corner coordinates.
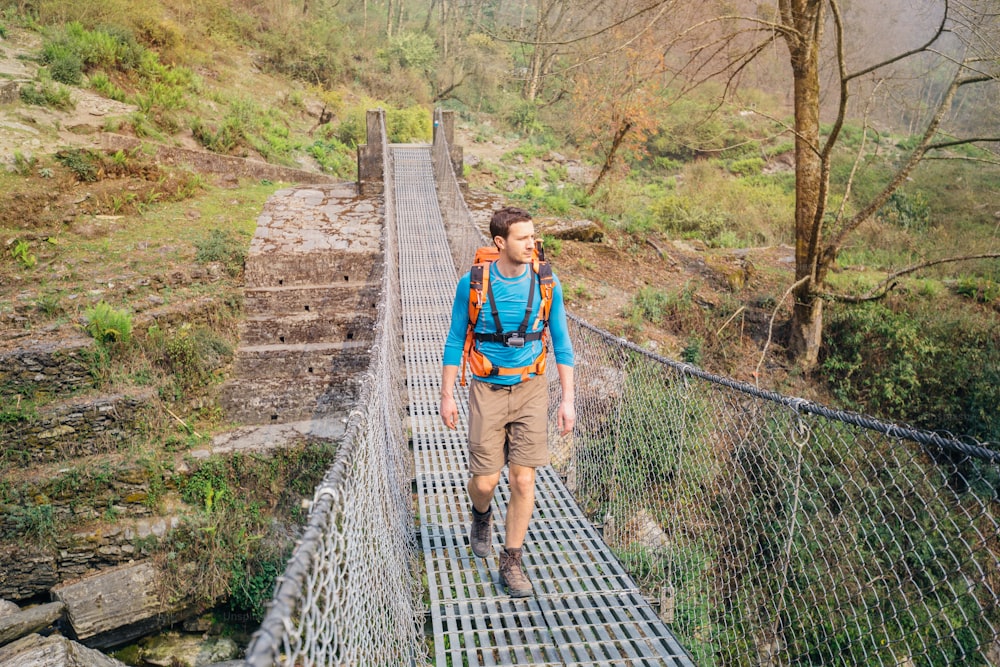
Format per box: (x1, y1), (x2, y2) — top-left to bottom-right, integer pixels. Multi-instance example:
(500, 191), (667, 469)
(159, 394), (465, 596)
(443, 262), (574, 385)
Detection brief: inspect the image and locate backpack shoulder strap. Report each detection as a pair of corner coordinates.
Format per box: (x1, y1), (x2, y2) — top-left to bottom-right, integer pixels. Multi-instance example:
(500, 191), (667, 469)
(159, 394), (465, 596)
(534, 260), (554, 328)
(467, 262), (490, 325)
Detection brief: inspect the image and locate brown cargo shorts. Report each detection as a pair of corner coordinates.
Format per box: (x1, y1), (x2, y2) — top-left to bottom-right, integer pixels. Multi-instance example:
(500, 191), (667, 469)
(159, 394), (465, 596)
(467, 375), (549, 475)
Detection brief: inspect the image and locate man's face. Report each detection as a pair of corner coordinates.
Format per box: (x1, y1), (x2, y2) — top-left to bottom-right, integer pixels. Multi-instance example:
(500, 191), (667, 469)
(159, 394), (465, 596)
(499, 220), (535, 265)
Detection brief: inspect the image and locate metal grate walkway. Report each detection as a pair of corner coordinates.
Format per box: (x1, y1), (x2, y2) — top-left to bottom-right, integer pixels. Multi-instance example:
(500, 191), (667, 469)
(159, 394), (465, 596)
(393, 145), (695, 667)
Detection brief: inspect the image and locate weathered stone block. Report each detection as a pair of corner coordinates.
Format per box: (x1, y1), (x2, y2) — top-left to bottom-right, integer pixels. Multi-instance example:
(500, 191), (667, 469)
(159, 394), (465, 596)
(0, 633), (128, 667)
(238, 310), (377, 346)
(219, 377), (362, 424)
(52, 560), (199, 649)
(0, 601), (65, 646)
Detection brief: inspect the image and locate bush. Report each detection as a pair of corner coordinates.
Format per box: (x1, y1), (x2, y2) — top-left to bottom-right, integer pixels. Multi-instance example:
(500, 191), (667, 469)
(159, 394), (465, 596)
(20, 80), (74, 110)
(195, 229), (249, 277)
(877, 190), (930, 232)
(83, 301), (133, 345)
(821, 301), (1000, 441)
(382, 31), (437, 70)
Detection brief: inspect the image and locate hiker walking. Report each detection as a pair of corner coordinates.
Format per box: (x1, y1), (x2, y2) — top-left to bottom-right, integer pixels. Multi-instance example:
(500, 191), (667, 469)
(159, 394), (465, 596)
(439, 206), (575, 597)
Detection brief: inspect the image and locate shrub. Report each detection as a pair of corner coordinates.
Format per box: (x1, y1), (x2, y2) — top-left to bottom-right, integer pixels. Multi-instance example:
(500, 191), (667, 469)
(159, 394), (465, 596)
(195, 229), (249, 277)
(83, 301), (133, 345)
(20, 80), (74, 110)
(382, 31), (437, 70)
(55, 148), (100, 181)
(876, 190), (930, 232)
(821, 301), (1000, 441)
(9, 239), (36, 269)
(387, 104), (431, 142)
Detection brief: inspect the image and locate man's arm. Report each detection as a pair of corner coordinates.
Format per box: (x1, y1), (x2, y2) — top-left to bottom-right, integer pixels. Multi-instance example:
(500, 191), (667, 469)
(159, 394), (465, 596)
(556, 363), (575, 436)
(440, 365), (460, 430)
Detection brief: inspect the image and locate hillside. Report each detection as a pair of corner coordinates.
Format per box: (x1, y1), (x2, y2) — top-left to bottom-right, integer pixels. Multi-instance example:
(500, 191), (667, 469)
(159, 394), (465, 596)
(0, 4), (997, 662)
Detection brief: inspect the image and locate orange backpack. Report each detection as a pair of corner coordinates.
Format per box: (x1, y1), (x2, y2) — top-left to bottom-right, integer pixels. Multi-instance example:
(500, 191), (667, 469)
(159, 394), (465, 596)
(460, 240), (554, 386)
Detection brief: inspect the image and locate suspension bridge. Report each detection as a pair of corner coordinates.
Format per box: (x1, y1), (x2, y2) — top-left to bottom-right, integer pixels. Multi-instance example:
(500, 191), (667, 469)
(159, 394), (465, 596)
(243, 110), (999, 666)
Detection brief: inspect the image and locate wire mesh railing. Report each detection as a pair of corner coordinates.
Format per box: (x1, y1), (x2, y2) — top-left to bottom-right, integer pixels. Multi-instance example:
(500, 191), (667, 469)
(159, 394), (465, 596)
(243, 110), (425, 667)
(432, 109), (1000, 666)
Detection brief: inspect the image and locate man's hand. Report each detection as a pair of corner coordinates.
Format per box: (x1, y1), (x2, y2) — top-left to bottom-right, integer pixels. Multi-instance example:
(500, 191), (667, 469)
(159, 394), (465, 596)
(557, 398), (575, 436)
(440, 365), (460, 430)
(440, 394), (459, 430)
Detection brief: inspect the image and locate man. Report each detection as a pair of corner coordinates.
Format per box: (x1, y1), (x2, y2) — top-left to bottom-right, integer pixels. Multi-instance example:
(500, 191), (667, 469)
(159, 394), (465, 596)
(440, 206), (575, 598)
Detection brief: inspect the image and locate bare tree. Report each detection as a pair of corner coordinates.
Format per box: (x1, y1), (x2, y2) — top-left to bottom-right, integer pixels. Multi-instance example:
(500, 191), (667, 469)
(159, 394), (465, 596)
(697, 0), (1000, 369)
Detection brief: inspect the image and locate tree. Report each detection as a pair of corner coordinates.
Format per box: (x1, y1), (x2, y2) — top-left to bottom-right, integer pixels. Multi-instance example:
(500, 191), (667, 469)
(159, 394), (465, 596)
(704, 0), (1000, 369)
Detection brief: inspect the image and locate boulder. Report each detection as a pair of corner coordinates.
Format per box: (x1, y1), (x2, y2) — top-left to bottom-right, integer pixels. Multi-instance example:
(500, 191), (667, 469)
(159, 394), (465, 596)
(0, 633), (128, 667)
(0, 601), (65, 646)
(52, 561), (200, 650)
(536, 218), (604, 243)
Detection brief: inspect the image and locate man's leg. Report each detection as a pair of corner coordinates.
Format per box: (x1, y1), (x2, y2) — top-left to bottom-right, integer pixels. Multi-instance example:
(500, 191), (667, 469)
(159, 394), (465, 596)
(468, 471), (501, 512)
(499, 463), (536, 597)
(468, 471), (500, 558)
(503, 463), (536, 549)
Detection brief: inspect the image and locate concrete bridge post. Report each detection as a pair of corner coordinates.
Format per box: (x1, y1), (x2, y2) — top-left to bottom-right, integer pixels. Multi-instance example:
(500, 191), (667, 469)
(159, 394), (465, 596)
(357, 108), (385, 195)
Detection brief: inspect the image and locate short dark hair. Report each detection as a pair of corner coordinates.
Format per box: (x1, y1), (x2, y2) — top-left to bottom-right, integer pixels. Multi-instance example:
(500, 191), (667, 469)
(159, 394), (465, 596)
(489, 206), (532, 242)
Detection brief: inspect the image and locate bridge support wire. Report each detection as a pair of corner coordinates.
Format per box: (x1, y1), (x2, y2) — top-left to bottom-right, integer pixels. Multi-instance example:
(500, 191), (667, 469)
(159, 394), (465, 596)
(392, 144), (695, 666)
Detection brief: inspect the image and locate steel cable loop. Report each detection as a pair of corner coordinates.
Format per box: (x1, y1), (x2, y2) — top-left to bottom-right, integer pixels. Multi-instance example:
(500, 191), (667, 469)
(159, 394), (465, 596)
(429, 107), (999, 666)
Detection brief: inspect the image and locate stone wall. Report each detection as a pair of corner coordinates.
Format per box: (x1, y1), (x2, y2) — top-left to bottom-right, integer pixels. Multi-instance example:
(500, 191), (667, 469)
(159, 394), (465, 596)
(0, 335), (94, 400)
(1, 389), (155, 463)
(0, 516), (180, 600)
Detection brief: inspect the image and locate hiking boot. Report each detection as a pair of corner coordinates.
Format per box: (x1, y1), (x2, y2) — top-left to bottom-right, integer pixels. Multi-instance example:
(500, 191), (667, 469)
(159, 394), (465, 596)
(499, 547), (533, 597)
(469, 505), (493, 558)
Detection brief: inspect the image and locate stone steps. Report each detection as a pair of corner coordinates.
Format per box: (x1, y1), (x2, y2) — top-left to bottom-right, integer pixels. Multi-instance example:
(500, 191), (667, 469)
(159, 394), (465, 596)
(243, 283), (378, 316)
(221, 183), (383, 425)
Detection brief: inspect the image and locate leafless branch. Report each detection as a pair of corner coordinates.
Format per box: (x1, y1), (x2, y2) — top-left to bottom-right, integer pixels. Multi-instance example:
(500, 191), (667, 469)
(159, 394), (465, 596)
(822, 253), (1000, 303)
(755, 274), (811, 387)
(843, 0), (950, 82)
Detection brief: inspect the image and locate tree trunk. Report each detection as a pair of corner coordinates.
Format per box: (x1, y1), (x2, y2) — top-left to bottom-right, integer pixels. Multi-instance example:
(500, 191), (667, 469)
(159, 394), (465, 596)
(784, 1), (826, 370)
(587, 119), (633, 195)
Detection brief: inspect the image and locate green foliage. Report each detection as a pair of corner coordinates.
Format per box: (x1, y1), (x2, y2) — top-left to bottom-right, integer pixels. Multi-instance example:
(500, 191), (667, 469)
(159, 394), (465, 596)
(625, 283), (696, 327)
(308, 136), (354, 176)
(727, 157), (764, 177)
(9, 239), (36, 269)
(149, 323), (232, 394)
(83, 301), (133, 347)
(955, 277), (1000, 304)
(382, 31), (437, 70)
(195, 228), (249, 277)
(507, 100), (544, 136)
(540, 235), (562, 257)
(55, 148), (100, 181)
(821, 302), (938, 418)
(822, 301), (1000, 440)
(19, 79), (74, 110)
(877, 190), (931, 232)
(87, 72), (126, 102)
(648, 193), (730, 237)
(9, 504), (57, 541)
(227, 551), (287, 621)
(386, 105), (431, 142)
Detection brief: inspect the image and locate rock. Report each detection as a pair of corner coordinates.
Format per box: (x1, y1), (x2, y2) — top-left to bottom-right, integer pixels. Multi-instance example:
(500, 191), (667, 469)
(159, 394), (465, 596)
(52, 561), (201, 650)
(536, 218), (604, 243)
(140, 632), (239, 667)
(0, 600), (19, 618)
(0, 601), (65, 646)
(0, 633), (128, 667)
